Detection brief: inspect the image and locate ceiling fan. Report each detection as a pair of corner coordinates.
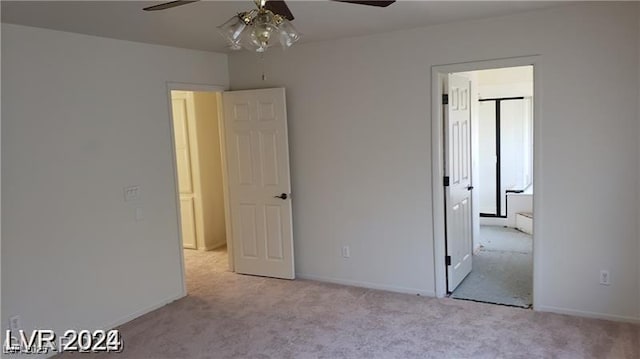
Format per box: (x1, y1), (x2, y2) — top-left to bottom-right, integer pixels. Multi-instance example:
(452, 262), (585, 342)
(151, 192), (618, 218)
(144, 0), (395, 52)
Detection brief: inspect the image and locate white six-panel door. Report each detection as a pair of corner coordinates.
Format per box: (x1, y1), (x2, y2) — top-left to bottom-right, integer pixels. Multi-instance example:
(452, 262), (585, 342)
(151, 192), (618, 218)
(172, 92), (198, 249)
(222, 88), (295, 279)
(445, 74), (473, 291)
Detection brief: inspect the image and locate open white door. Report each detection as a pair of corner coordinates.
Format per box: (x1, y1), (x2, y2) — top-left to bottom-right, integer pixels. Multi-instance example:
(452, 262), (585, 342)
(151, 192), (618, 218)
(445, 74), (473, 291)
(222, 88), (295, 279)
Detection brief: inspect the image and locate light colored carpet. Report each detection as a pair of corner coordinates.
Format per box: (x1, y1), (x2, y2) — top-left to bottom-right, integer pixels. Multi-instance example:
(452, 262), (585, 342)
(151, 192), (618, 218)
(451, 226), (533, 307)
(59, 246), (639, 358)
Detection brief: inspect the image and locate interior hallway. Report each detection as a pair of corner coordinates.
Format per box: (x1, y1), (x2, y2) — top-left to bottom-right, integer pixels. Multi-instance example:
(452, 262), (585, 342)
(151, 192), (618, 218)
(451, 226), (533, 308)
(56, 245), (640, 358)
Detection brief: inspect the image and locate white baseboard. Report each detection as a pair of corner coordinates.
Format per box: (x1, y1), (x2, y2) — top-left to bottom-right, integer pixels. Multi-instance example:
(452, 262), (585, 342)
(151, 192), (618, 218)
(296, 274), (640, 324)
(26, 291), (186, 359)
(102, 291), (186, 331)
(297, 273), (435, 297)
(205, 240), (227, 251)
(536, 305), (640, 324)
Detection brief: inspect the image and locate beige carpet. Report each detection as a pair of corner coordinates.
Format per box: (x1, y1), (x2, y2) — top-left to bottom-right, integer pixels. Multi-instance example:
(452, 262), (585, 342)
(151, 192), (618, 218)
(60, 247), (639, 358)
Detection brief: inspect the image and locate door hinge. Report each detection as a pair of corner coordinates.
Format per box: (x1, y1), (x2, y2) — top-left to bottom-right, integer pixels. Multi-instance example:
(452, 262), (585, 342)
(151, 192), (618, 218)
(443, 176), (450, 187)
(442, 94), (449, 105)
(445, 255), (452, 266)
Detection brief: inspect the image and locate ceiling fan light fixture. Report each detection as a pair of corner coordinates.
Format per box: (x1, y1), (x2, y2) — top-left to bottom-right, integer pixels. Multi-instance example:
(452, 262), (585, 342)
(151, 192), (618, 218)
(245, 10), (278, 52)
(147, 1), (397, 53)
(215, 3), (301, 53)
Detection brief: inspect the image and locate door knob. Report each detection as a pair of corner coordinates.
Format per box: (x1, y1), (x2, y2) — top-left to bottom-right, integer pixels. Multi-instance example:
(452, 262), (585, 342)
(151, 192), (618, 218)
(274, 193), (288, 200)
(467, 186), (474, 191)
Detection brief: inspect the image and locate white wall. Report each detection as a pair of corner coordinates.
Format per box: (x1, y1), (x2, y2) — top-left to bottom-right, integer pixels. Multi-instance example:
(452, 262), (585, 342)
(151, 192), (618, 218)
(500, 100), (530, 190)
(477, 66), (534, 99)
(229, 3), (640, 321)
(1, 23), (228, 355)
(0, 16), (3, 348)
(638, 3), (640, 319)
(477, 101), (497, 214)
(192, 92), (226, 250)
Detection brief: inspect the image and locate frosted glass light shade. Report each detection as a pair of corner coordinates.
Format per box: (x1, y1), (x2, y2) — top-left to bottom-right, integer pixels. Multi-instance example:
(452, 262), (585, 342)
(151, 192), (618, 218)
(217, 15), (247, 47)
(278, 19), (300, 48)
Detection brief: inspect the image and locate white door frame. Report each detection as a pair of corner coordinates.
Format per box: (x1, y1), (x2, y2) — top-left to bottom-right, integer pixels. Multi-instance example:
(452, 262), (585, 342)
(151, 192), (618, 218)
(166, 82), (233, 296)
(431, 56), (542, 309)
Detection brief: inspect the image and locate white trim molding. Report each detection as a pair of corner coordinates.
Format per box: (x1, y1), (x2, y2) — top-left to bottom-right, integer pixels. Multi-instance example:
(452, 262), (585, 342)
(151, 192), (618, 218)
(165, 82), (228, 297)
(536, 305), (640, 324)
(430, 56), (542, 307)
(297, 273), (435, 297)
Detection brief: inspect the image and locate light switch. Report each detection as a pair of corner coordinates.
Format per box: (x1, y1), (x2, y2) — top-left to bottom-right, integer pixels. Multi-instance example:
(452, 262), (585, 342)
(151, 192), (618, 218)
(135, 207), (144, 221)
(124, 186), (140, 202)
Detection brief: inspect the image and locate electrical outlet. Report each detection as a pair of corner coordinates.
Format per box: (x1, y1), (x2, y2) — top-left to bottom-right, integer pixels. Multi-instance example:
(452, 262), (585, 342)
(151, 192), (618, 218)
(600, 270), (611, 286)
(341, 246), (350, 258)
(9, 315), (22, 332)
(124, 185), (140, 202)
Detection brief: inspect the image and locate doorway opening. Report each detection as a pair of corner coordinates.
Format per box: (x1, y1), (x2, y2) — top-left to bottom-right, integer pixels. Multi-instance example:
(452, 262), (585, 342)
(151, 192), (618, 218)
(168, 87), (232, 294)
(168, 86), (296, 296)
(431, 58), (539, 309)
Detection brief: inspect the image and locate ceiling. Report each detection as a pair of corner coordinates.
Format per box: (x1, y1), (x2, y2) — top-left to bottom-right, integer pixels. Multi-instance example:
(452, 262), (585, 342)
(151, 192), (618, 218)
(2, 1), (567, 53)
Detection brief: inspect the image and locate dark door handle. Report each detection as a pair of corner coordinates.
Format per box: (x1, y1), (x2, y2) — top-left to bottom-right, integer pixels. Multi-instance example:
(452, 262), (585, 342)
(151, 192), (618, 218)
(467, 186), (474, 191)
(274, 193), (288, 200)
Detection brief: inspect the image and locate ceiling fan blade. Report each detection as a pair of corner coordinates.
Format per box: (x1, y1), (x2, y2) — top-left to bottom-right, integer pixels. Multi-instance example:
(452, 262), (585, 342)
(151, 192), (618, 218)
(333, 0), (395, 7)
(143, 0), (199, 12)
(264, 0), (295, 21)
